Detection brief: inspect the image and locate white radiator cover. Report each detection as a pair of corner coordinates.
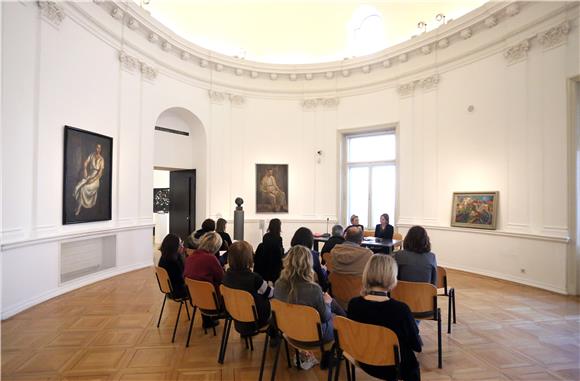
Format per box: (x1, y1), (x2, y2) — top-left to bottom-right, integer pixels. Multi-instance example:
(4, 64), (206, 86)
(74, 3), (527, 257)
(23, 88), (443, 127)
(60, 236), (116, 283)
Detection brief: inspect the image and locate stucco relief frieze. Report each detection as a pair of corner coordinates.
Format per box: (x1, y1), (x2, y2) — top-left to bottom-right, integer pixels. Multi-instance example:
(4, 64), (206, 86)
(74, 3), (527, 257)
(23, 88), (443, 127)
(302, 97), (340, 110)
(397, 74), (440, 97)
(537, 22), (570, 49)
(504, 39), (530, 64)
(208, 90), (246, 106)
(140, 62), (157, 80)
(118, 51), (157, 80)
(37, 1), (65, 27)
(89, 1), (575, 83)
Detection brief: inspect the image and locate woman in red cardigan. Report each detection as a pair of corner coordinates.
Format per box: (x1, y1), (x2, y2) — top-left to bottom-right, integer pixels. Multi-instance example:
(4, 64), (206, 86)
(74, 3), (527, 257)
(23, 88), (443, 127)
(184, 231), (224, 328)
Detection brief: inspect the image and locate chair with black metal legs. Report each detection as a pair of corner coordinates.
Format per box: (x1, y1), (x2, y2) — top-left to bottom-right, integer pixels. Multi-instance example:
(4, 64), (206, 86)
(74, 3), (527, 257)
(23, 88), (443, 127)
(330, 316), (402, 381)
(390, 281), (443, 369)
(154, 266), (191, 343)
(184, 278), (226, 347)
(218, 285), (272, 380)
(436, 266), (457, 334)
(267, 299), (334, 381)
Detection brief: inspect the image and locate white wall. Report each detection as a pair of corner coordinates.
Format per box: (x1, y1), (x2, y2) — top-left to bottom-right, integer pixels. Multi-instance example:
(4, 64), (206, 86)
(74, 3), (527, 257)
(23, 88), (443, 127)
(1, 1), (578, 319)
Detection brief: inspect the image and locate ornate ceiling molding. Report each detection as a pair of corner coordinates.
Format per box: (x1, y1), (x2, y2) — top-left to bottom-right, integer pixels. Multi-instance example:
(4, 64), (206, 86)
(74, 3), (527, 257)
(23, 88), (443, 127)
(537, 21), (570, 50)
(118, 51), (157, 80)
(302, 97), (340, 110)
(37, 1), (65, 27)
(208, 90), (246, 106)
(504, 39), (530, 64)
(397, 74), (440, 97)
(88, 1), (562, 83)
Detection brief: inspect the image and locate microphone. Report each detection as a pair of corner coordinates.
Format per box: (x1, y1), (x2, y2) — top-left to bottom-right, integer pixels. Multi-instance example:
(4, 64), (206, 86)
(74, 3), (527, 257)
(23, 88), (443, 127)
(322, 218), (330, 237)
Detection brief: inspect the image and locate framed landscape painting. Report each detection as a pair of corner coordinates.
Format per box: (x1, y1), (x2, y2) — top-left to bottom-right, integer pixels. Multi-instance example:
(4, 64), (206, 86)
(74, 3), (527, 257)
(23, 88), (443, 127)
(63, 126), (113, 225)
(451, 191), (498, 230)
(256, 164), (288, 213)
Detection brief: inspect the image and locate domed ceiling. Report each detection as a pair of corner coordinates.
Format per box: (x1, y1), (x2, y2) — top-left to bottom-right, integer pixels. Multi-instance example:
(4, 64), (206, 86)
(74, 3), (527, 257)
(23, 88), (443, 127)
(138, 0), (488, 64)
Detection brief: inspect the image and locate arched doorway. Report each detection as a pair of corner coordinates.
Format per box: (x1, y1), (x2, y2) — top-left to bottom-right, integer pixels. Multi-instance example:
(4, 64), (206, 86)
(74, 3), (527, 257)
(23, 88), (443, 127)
(153, 107), (207, 244)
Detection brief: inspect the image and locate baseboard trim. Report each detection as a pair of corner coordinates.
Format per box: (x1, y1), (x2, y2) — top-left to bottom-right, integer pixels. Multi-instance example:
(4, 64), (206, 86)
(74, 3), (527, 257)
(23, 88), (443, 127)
(1, 261), (153, 320)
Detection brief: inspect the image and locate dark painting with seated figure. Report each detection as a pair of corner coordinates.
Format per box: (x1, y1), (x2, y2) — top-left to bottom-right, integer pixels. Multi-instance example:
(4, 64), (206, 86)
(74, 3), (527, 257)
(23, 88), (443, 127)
(63, 126), (113, 224)
(256, 164), (288, 213)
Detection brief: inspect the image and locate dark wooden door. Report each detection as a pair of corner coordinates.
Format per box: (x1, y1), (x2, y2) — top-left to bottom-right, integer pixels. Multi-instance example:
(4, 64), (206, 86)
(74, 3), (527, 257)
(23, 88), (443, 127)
(169, 170), (196, 240)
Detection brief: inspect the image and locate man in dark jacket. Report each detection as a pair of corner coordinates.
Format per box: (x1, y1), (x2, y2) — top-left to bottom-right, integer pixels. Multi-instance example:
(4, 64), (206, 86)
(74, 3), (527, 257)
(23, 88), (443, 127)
(320, 225), (345, 263)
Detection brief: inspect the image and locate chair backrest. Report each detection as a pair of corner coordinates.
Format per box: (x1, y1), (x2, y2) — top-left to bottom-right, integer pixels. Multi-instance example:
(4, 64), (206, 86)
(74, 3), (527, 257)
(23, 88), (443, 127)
(334, 316), (400, 366)
(219, 284), (257, 323)
(329, 272), (362, 310)
(155, 266), (172, 294)
(363, 230), (374, 237)
(270, 299), (321, 342)
(186, 278), (220, 310)
(390, 281), (437, 315)
(436, 266), (447, 290)
(393, 232), (403, 241)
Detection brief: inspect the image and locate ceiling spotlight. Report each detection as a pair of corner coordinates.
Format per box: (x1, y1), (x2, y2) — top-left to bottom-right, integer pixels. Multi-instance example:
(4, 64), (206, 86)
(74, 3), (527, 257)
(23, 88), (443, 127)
(417, 21), (427, 33)
(436, 13), (446, 23)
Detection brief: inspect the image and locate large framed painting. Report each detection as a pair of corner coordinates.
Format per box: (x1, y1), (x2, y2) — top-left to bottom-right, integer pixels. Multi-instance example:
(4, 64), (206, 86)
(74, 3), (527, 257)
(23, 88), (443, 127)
(63, 126), (113, 224)
(451, 191), (499, 230)
(256, 164), (288, 213)
(153, 188), (170, 213)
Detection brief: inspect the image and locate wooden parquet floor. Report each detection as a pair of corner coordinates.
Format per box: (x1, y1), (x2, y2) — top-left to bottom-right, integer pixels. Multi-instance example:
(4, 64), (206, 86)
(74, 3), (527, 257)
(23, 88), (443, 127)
(1, 267), (579, 381)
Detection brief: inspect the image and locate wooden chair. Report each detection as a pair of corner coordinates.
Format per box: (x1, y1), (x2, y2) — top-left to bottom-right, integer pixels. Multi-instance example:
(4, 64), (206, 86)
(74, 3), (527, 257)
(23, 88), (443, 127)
(322, 252), (334, 272)
(390, 281), (442, 368)
(184, 278), (226, 347)
(266, 299), (334, 380)
(393, 232), (403, 251)
(436, 266), (456, 334)
(154, 266), (191, 343)
(328, 272), (362, 311)
(219, 285), (271, 380)
(363, 230), (374, 238)
(331, 316), (401, 381)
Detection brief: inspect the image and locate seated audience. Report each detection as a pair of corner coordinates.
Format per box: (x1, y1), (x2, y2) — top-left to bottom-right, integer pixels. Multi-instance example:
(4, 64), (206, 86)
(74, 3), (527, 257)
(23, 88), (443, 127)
(158, 234), (188, 299)
(274, 245), (345, 345)
(330, 225), (373, 276)
(183, 218), (216, 250)
(374, 213), (394, 240)
(216, 217), (233, 251)
(184, 232), (224, 328)
(348, 254), (421, 381)
(291, 227), (329, 291)
(394, 226), (437, 285)
(350, 214), (364, 231)
(320, 224), (345, 260)
(222, 241), (273, 335)
(254, 218), (284, 283)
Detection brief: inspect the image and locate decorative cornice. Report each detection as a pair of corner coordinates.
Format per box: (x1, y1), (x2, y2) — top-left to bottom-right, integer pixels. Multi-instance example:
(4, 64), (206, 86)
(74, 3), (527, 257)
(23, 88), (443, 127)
(302, 97), (340, 110)
(397, 74), (440, 97)
(208, 90), (246, 106)
(504, 39), (530, 64)
(537, 21), (570, 50)
(118, 51), (157, 80)
(90, 0), (544, 83)
(37, 1), (65, 27)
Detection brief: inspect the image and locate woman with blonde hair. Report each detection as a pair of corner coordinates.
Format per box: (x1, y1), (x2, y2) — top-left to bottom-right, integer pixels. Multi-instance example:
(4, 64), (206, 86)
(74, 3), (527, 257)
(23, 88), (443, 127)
(347, 254), (421, 381)
(274, 245), (345, 368)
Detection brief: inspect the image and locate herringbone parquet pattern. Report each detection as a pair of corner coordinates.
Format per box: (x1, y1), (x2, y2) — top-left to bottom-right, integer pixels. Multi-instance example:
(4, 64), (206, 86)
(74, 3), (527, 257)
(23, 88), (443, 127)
(1, 267), (579, 380)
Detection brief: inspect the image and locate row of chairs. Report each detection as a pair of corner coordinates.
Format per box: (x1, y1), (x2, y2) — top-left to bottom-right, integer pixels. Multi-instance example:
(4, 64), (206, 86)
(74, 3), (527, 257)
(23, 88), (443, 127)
(155, 265), (457, 379)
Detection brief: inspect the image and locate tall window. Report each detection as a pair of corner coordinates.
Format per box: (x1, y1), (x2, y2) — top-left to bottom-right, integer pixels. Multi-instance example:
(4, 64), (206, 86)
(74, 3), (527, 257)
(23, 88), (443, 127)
(344, 131), (396, 229)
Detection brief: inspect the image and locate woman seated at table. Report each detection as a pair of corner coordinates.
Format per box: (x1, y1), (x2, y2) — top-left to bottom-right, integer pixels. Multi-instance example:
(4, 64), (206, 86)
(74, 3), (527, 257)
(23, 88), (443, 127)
(348, 254), (422, 381)
(374, 213), (394, 240)
(394, 226), (437, 286)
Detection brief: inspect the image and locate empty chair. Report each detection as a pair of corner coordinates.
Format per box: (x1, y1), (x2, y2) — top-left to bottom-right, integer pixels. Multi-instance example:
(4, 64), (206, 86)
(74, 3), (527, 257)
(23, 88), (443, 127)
(393, 232), (403, 251)
(184, 278), (226, 347)
(265, 299), (334, 380)
(390, 281), (442, 368)
(328, 272), (362, 311)
(154, 266), (191, 343)
(331, 316), (401, 381)
(436, 266), (456, 334)
(218, 284), (271, 375)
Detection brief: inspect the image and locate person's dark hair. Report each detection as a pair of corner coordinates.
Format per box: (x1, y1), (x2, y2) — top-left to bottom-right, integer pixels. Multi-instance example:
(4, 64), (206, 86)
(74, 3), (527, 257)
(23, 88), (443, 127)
(160, 234), (180, 258)
(403, 226), (431, 253)
(228, 241), (254, 271)
(216, 218), (227, 233)
(381, 213), (390, 224)
(331, 224), (344, 237)
(267, 218), (281, 237)
(344, 225), (364, 244)
(201, 218), (216, 232)
(291, 227), (314, 249)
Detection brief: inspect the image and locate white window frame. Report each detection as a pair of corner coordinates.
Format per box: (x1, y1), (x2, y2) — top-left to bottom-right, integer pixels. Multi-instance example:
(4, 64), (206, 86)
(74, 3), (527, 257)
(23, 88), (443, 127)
(340, 126), (398, 229)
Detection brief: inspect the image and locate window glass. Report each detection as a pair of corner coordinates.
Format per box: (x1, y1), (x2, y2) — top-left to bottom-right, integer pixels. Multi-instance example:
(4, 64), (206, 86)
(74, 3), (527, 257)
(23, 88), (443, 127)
(371, 165), (396, 227)
(347, 134), (395, 162)
(347, 167), (369, 229)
